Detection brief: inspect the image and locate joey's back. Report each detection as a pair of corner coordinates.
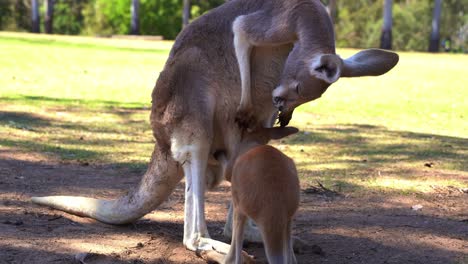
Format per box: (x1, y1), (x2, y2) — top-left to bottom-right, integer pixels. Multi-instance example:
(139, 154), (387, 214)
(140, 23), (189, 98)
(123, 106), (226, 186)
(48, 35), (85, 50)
(227, 143), (300, 264)
(231, 145), (300, 220)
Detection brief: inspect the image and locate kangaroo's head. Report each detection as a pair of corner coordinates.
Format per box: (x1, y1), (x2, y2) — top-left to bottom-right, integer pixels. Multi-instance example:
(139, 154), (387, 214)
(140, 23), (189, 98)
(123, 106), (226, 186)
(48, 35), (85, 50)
(272, 46), (399, 126)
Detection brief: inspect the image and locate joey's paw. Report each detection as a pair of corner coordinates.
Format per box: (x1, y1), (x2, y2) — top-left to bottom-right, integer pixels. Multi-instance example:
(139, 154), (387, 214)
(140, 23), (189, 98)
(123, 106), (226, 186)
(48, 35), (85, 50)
(235, 108), (257, 131)
(278, 111), (293, 127)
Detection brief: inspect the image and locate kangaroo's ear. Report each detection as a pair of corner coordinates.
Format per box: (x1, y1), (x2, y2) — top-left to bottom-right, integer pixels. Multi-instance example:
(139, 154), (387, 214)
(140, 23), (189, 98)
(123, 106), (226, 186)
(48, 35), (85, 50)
(341, 49), (399, 77)
(267, 127), (299, 140)
(309, 54), (343, 84)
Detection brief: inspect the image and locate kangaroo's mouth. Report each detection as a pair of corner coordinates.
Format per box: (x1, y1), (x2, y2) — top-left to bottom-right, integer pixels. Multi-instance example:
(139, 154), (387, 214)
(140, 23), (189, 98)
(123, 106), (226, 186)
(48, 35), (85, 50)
(277, 109), (294, 127)
(273, 97), (297, 113)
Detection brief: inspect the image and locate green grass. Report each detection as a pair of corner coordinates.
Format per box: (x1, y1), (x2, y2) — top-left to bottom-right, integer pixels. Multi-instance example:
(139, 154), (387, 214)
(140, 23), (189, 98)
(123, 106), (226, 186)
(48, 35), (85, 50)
(1, 32), (466, 195)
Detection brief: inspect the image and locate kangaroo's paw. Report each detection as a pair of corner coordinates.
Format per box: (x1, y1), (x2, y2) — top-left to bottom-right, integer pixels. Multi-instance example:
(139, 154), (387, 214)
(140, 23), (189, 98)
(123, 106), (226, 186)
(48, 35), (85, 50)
(235, 107), (257, 130)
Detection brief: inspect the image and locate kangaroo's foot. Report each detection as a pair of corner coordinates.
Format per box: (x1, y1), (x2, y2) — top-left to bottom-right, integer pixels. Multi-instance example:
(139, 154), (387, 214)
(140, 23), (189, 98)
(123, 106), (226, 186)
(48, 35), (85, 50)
(292, 236), (325, 256)
(224, 219), (263, 244)
(197, 247), (256, 263)
(198, 238), (256, 263)
(224, 204), (263, 244)
(197, 249), (225, 263)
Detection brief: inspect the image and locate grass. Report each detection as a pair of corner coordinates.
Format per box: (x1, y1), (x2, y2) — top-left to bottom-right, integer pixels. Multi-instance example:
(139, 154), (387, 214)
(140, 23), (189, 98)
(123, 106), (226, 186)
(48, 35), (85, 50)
(0, 31), (466, 195)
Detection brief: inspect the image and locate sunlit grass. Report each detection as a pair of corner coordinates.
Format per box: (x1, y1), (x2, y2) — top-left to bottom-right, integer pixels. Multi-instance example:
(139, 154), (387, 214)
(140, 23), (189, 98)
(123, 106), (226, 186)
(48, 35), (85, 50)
(0, 32), (466, 195)
(0, 32), (170, 104)
(300, 50), (467, 138)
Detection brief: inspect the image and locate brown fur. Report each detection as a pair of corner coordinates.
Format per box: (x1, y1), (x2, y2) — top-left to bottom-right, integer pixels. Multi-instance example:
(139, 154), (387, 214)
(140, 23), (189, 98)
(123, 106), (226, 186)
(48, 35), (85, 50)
(223, 127), (299, 264)
(32, 0), (398, 257)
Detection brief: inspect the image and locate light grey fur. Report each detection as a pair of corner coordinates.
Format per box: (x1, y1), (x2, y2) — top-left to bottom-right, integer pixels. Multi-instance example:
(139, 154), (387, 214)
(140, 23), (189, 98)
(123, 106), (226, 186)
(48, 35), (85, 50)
(32, 0), (398, 258)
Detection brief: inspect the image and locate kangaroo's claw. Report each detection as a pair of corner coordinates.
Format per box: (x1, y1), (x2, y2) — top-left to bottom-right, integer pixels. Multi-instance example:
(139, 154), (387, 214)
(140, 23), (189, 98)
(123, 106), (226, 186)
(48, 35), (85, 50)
(235, 108), (257, 130)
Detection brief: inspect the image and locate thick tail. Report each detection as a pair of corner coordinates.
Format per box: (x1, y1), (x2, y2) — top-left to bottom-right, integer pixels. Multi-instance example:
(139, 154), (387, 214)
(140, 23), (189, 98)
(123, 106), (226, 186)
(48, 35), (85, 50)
(31, 147), (182, 225)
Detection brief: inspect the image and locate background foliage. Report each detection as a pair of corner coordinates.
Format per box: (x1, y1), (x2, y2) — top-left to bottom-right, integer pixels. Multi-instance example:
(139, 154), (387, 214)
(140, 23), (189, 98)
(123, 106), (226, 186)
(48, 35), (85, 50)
(329, 0), (467, 51)
(0, 0), (466, 51)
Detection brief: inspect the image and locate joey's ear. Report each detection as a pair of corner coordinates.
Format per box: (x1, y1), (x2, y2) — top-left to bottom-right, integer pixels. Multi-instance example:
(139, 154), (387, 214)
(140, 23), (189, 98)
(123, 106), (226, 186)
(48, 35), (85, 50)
(309, 54), (343, 84)
(267, 127), (299, 140)
(341, 49), (399, 77)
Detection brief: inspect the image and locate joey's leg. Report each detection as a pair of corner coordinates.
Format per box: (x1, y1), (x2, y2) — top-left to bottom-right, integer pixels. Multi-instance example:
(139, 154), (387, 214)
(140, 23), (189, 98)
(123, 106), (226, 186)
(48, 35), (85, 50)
(198, 205), (255, 263)
(232, 12), (295, 128)
(224, 202), (262, 243)
(287, 220), (298, 264)
(219, 152), (262, 243)
(225, 209), (247, 264)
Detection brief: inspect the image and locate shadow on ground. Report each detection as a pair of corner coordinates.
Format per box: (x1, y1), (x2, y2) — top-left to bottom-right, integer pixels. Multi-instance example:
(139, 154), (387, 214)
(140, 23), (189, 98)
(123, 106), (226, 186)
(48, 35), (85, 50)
(1, 96), (466, 186)
(0, 151), (467, 263)
(0, 95), (467, 263)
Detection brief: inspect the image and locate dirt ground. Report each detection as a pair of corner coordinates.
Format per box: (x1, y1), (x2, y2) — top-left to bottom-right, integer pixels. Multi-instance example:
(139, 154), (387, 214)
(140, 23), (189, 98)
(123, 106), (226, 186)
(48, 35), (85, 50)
(0, 149), (467, 264)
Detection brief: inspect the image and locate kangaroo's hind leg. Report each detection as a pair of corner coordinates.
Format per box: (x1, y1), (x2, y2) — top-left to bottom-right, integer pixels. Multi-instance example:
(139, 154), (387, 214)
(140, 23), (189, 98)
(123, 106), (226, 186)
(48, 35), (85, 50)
(224, 202), (263, 243)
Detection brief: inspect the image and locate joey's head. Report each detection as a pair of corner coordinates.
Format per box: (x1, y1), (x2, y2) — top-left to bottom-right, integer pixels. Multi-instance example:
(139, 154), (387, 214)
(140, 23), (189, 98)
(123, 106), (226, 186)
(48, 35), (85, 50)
(241, 127), (299, 150)
(272, 46), (399, 126)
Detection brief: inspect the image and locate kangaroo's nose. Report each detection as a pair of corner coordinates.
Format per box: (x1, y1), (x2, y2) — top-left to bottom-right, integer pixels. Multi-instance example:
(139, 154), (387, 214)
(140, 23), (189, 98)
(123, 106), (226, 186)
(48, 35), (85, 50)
(273, 96), (285, 110)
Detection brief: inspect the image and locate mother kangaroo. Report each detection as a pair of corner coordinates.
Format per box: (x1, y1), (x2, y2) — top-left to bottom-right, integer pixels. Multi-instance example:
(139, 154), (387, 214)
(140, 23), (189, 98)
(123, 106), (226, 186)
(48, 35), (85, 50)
(32, 0), (398, 256)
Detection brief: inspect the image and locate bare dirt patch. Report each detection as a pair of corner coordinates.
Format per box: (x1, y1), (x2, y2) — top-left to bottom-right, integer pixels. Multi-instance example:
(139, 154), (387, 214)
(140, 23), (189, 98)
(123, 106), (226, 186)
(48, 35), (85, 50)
(1, 149), (467, 264)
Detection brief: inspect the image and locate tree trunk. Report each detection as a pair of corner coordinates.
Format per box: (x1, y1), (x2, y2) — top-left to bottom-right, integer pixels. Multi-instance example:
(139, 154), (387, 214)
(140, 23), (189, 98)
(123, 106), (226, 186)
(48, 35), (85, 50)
(183, 0), (191, 28)
(429, 0), (442, 52)
(130, 0), (140, 35)
(44, 0), (54, 34)
(31, 0), (40, 33)
(327, 0), (337, 25)
(380, 0), (393, 50)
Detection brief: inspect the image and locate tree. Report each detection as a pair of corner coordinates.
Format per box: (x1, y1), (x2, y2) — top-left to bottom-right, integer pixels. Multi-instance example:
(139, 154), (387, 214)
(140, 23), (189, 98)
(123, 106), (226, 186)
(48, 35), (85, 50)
(183, 0), (191, 28)
(31, 0), (40, 33)
(52, 0), (87, 35)
(428, 0), (442, 52)
(380, 0), (393, 50)
(44, 0), (54, 34)
(130, 0), (139, 35)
